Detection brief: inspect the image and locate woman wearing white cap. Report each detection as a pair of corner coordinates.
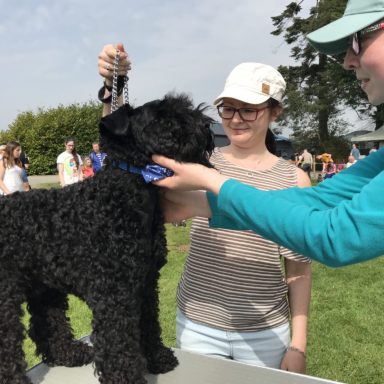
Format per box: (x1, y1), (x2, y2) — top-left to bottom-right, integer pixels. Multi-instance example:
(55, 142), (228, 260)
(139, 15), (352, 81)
(171, 63), (312, 373)
(152, 0), (384, 268)
(98, 48), (311, 371)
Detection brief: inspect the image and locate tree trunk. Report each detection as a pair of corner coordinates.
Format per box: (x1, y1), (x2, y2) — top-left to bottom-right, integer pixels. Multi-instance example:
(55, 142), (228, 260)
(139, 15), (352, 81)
(317, 54), (330, 143)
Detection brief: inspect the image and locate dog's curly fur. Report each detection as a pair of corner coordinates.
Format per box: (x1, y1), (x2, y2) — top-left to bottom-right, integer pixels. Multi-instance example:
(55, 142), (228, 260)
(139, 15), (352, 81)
(0, 94), (214, 384)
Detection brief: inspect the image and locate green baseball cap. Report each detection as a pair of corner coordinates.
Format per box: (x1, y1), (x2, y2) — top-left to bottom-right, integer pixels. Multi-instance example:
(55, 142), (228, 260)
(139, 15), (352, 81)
(307, 0), (384, 55)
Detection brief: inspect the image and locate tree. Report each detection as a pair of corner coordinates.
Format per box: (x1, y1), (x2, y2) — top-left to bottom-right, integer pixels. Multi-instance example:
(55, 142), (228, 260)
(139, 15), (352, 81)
(271, 0), (377, 158)
(0, 101), (103, 175)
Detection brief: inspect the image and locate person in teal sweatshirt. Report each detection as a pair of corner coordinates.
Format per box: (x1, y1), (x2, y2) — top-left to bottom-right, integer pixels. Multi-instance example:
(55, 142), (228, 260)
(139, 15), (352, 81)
(152, 0), (384, 268)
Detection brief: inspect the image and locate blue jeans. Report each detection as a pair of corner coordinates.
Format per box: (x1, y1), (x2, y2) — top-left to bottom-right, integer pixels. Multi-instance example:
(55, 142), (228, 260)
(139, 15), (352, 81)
(176, 309), (290, 368)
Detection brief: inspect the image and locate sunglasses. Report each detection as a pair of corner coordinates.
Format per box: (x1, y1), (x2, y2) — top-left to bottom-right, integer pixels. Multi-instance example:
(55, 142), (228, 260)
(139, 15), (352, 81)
(351, 22), (384, 55)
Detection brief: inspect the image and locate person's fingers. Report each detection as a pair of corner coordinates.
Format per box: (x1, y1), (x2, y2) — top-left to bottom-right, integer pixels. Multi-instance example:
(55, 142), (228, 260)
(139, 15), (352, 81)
(98, 57), (113, 78)
(98, 46), (114, 79)
(152, 178), (171, 188)
(118, 62), (132, 74)
(98, 44), (116, 60)
(116, 42), (125, 54)
(98, 47), (132, 79)
(152, 155), (178, 170)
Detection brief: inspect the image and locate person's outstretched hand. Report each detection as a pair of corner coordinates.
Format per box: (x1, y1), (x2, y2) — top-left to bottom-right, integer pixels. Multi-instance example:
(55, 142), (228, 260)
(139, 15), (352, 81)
(98, 43), (132, 81)
(152, 155), (228, 194)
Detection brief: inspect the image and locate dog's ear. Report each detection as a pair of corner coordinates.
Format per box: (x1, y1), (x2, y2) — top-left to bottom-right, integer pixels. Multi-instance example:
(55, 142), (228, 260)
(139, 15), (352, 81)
(176, 103), (215, 168)
(99, 105), (134, 137)
(194, 105), (215, 165)
(99, 104), (142, 163)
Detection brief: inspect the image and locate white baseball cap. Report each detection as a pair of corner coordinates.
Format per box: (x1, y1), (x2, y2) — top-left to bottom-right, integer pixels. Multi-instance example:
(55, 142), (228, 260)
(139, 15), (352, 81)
(213, 63), (286, 106)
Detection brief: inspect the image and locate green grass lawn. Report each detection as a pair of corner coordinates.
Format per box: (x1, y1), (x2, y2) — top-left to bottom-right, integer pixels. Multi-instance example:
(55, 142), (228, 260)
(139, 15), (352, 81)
(23, 184), (384, 383)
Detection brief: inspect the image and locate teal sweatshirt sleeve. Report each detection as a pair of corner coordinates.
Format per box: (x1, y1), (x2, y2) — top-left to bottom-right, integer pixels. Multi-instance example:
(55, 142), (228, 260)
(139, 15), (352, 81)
(208, 150), (384, 267)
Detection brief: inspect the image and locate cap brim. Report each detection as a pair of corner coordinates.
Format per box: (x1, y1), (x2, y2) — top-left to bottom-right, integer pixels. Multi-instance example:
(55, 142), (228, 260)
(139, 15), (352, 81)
(307, 12), (384, 55)
(213, 87), (270, 106)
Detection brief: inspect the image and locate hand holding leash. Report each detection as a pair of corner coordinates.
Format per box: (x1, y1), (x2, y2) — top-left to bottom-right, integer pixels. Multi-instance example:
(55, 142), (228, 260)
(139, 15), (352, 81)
(98, 43), (131, 82)
(98, 43), (132, 115)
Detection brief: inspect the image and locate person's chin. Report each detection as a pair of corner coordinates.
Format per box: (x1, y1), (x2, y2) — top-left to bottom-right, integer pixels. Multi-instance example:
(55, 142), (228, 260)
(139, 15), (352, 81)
(230, 136), (250, 146)
(369, 94), (384, 106)
(229, 129), (249, 139)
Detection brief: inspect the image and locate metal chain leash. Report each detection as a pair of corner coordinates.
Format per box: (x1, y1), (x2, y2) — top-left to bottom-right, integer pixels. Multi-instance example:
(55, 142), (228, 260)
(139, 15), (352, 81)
(111, 51), (120, 112)
(111, 50), (129, 113)
(123, 73), (129, 105)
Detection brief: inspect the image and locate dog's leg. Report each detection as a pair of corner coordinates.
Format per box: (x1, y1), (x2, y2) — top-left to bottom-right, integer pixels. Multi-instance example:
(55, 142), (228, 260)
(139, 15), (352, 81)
(140, 217), (178, 374)
(27, 284), (93, 367)
(140, 266), (178, 374)
(86, 284), (148, 384)
(0, 275), (32, 384)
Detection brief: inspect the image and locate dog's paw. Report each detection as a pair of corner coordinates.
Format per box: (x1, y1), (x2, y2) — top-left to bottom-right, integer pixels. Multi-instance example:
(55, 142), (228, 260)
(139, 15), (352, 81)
(146, 346), (178, 374)
(44, 341), (94, 367)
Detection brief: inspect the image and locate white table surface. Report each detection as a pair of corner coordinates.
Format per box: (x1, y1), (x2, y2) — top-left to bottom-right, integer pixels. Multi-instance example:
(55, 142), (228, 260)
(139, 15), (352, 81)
(28, 348), (343, 384)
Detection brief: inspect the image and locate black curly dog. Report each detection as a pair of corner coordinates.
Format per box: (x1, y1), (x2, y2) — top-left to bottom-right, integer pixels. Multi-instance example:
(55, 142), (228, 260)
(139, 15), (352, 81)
(0, 94), (214, 384)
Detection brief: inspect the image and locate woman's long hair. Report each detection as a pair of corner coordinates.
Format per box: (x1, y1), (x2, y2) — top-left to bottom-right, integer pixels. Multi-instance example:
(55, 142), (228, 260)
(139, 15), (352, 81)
(4, 141), (22, 168)
(265, 128), (276, 155)
(265, 98), (281, 155)
(65, 137), (80, 169)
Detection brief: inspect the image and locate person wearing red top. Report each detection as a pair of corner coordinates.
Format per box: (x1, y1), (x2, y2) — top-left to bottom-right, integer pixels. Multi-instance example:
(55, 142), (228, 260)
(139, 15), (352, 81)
(81, 157), (95, 179)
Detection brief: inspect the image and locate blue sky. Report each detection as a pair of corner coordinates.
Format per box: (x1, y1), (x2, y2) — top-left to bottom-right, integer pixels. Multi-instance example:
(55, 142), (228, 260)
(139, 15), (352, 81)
(1, 0), (315, 131)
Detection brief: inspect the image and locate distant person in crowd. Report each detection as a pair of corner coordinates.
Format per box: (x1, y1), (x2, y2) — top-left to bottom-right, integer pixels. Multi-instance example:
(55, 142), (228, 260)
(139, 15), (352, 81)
(0, 144), (6, 160)
(316, 153), (332, 179)
(369, 145), (378, 154)
(0, 141), (30, 195)
(323, 159), (336, 180)
(57, 137), (83, 187)
(21, 169), (31, 190)
(20, 151), (29, 171)
(289, 154), (296, 165)
(300, 149), (313, 178)
(81, 156), (95, 179)
(89, 141), (107, 174)
(316, 153), (332, 164)
(350, 143), (360, 161)
(336, 161), (345, 173)
(19, 150), (31, 190)
(345, 155), (357, 168)
(294, 152), (302, 167)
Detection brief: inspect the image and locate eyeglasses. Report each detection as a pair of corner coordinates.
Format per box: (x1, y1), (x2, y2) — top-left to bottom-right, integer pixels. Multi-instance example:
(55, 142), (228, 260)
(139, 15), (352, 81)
(217, 105), (269, 122)
(351, 22), (384, 56)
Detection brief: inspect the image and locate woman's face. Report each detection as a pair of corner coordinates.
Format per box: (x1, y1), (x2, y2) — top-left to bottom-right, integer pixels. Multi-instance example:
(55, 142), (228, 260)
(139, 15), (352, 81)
(13, 146), (21, 158)
(65, 141), (75, 152)
(220, 98), (279, 149)
(344, 29), (384, 105)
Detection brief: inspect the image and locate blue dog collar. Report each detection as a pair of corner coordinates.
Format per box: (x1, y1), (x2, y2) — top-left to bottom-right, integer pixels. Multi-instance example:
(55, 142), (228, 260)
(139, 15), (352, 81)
(113, 161), (174, 183)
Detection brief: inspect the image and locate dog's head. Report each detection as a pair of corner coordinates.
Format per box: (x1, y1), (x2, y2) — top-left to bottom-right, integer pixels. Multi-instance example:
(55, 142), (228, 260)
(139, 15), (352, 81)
(99, 93), (215, 168)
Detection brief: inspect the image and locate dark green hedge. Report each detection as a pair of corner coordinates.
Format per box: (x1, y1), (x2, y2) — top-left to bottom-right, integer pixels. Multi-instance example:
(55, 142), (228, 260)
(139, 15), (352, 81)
(0, 101), (103, 175)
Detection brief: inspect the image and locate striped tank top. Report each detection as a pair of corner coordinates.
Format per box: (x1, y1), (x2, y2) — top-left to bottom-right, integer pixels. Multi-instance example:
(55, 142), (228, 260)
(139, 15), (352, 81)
(176, 147), (310, 331)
